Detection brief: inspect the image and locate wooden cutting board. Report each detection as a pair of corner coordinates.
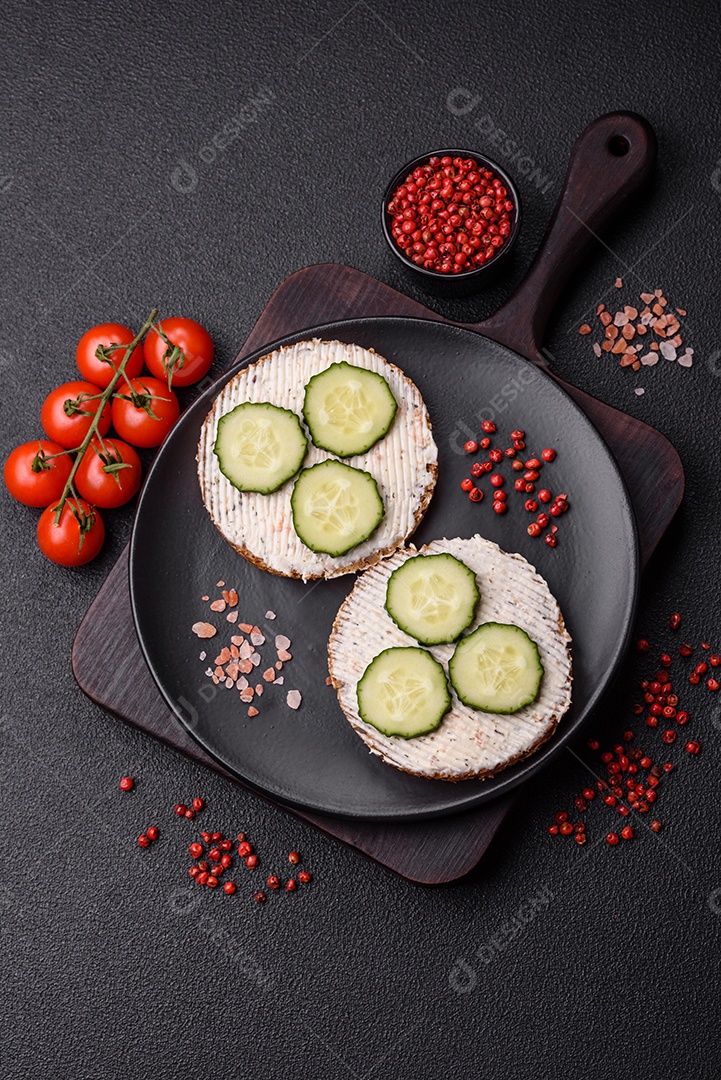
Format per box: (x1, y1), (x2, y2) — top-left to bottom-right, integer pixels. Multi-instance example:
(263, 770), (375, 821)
(72, 261), (682, 883)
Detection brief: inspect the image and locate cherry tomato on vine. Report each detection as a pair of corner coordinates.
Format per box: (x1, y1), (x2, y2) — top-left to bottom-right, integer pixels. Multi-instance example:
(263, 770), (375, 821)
(143, 317), (214, 388)
(76, 323), (145, 389)
(4, 439), (73, 507)
(36, 497), (105, 566)
(41, 380), (111, 449)
(75, 437), (142, 508)
(111, 376), (180, 448)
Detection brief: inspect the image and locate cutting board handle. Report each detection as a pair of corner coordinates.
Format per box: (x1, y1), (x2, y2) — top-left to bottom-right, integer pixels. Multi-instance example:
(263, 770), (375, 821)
(472, 112), (657, 364)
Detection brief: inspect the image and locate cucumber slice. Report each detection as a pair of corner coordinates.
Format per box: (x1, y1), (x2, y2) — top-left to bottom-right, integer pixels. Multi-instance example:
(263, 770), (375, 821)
(357, 647), (451, 738)
(303, 361), (397, 457)
(291, 460), (384, 556)
(449, 622), (543, 714)
(385, 553), (479, 645)
(214, 402), (307, 494)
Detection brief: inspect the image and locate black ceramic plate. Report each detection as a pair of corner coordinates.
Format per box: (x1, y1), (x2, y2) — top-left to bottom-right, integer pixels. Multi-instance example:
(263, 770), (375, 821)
(130, 317), (638, 821)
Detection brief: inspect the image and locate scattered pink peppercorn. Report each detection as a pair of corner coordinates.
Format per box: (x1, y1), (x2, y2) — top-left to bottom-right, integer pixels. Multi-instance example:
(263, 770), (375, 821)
(223, 881), (237, 895)
(119, 776), (134, 792)
(138, 834), (150, 848)
(685, 741), (701, 754)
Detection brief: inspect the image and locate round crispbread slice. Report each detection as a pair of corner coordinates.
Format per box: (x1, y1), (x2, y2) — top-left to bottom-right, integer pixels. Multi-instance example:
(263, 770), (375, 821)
(197, 339), (438, 580)
(328, 535), (572, 781)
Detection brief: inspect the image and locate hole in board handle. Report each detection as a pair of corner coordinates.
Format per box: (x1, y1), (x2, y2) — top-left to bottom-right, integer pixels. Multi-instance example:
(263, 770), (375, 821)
(608, 135), (631, 157)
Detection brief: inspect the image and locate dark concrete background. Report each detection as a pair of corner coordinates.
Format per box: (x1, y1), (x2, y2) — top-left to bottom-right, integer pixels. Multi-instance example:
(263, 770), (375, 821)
(2, 1), (720, 1076)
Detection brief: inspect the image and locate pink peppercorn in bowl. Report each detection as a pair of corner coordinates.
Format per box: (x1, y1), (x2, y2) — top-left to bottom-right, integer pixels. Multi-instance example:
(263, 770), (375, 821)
(382, 148), (522, 297)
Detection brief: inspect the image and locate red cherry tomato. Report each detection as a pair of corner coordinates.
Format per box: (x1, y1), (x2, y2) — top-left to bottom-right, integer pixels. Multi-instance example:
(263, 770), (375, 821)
(76, 323), (144, 389)
(143, 317), (214, 388)
(111, 376), (180, 448)
(4, 439), (73, 507)
(41, 380), (111, 449)
(75, 437), (142, 508)
(36, 497), (105, 566)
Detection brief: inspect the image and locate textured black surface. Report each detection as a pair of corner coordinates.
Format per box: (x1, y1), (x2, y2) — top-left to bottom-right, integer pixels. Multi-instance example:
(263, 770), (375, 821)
(2, 1), (720, 1077)
(131, 316), (637, 818)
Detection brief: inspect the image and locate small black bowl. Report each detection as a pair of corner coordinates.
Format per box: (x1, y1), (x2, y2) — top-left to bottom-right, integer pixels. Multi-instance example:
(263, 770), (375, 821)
(381, 148), (522, 298)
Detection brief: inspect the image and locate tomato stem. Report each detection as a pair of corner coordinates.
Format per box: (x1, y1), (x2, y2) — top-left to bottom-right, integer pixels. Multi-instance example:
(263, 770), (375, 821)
(149, 322), (185, 388)
(53, 308), (159, 526)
